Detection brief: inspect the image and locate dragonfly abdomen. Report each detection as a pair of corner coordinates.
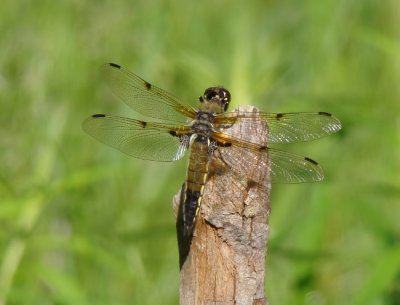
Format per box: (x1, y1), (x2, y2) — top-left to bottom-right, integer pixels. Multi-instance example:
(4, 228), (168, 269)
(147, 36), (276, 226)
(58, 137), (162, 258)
(182, 138), (211, 237)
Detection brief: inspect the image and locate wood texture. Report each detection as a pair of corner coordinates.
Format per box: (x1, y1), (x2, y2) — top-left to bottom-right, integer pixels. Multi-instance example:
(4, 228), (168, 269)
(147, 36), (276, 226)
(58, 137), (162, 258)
(173, 106), (271, 305)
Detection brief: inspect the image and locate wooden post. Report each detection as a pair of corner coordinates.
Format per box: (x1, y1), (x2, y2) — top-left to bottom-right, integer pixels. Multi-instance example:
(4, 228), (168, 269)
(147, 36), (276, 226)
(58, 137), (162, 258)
(173, 106), (271, 305)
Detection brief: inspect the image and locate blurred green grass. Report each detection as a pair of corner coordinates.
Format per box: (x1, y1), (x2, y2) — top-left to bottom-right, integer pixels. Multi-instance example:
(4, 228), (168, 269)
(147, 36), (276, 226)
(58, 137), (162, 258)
(0, 0), (399, 304)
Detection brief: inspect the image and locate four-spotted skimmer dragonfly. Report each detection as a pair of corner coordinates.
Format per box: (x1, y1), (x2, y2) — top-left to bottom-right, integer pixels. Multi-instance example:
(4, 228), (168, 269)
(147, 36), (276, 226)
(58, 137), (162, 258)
(82, 63), (341, 238)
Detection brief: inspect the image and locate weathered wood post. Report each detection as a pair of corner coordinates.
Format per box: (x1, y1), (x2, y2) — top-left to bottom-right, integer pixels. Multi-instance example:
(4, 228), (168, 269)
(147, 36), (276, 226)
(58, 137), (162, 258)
(173, 106), (271, 305)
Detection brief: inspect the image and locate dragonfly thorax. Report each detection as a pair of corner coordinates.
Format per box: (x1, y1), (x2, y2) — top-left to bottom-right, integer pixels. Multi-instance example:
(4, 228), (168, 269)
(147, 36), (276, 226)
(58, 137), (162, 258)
(191, 114), (214, 138)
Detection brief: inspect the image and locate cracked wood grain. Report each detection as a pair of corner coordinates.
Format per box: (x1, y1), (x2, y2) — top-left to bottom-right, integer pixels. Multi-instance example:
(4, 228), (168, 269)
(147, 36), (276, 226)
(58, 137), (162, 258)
(173, 106), (271, 305)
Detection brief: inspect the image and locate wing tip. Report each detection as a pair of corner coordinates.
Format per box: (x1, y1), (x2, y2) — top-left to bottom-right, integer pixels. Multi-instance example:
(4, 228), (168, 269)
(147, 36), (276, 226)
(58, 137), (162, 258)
(320, 112), (342, 133)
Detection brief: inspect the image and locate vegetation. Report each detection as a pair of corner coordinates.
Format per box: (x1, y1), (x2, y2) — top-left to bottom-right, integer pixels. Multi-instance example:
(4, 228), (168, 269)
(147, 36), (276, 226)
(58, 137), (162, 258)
(1, 0), (399, 304)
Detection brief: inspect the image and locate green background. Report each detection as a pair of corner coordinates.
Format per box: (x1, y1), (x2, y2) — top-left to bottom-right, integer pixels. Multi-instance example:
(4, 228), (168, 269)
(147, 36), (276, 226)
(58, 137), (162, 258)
(1, 0), (399, 304)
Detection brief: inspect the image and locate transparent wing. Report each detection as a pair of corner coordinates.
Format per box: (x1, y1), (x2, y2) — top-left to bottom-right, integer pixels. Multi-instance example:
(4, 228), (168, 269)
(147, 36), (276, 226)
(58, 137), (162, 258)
(214, 111), (341, 143)
(102, 63), (197, 123)
(213, 133), (324, 183)
(82, 114), (191, 162)
(268, 148), (324, 183)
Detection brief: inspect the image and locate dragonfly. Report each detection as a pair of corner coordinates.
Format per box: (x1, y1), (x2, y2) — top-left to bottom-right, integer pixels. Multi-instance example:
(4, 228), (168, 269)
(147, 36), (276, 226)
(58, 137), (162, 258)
(82, 63), (342, 238)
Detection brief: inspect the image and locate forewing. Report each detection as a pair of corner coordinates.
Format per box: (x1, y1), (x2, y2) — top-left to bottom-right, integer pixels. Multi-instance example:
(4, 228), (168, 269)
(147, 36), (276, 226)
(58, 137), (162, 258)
(82, 114), (191, 162)
(214, 111), (341, 143)
(102, 63), (196, 123)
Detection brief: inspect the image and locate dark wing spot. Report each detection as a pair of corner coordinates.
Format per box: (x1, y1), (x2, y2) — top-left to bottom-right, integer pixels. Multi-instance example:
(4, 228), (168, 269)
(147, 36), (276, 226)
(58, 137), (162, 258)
(212, 136), (232, 147)
(318, 111), (332, 116)
(144, 81), (152, 90)
(109, 63), (121, 69)
(139, 120), (147, 127)
(304, 157), (318, 165)
(276, 113), (284, 119)
(219, 142), (232, 147)
(259, 146), (267, 151)
(92, 114), (106, 118)
(169, 130), (177, 137)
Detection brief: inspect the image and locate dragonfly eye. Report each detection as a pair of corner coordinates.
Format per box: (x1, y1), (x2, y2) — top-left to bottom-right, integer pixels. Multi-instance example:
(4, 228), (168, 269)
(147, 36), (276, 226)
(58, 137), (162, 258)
(203, 87), (231, 111)
(203, 88), (218, 101)
(220, 88), (231, 111)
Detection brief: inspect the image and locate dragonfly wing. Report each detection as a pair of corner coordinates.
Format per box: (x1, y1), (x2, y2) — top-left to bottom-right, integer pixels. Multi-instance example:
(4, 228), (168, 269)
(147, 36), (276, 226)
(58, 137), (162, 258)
(82, 114), (191, 162)
(102, 63), (197, 123)
(268, 148), (324, 183)
(264, 112), (341, 143)
(214, 143), (270, 187)
(213, 133), (324, 183)
(215, 111), (341, 143)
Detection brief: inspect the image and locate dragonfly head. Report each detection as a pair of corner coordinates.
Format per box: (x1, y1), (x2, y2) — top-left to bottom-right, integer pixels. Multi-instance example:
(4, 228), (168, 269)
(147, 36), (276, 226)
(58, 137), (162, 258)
(199, 87), (231, 113)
